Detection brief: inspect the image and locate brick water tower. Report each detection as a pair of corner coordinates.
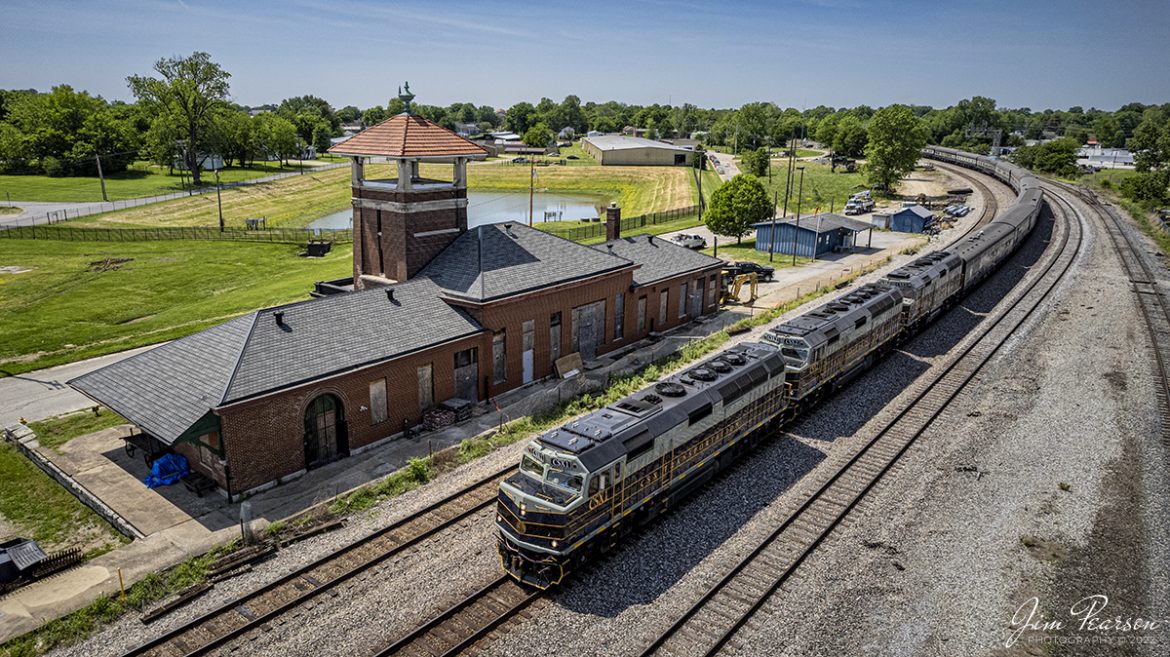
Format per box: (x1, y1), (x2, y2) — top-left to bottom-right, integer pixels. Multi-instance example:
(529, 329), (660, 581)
(328, 83), (488, 288)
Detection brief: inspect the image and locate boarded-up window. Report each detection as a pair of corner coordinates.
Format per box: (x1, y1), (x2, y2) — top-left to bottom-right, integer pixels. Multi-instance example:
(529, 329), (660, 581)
(492, 330), (507, 383)
(417, 364), (433, 411)
(614, 293), (624, 340)
(659, 290), (668, 328)
(549, 312), (562, 366)
(678, 283), (687, 318)
(707, 275), (717, 307)
(637, 296), (647, 333)
(369, 379), (388, 424)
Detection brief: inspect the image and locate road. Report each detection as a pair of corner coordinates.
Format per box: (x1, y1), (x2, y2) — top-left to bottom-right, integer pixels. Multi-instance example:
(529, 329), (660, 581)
(705, 150), (741, 182)
(0, 345), (157, 426)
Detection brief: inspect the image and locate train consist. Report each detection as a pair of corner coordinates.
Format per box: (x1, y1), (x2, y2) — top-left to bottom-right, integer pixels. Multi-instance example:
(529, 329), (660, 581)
(496, 148), (1045, 589)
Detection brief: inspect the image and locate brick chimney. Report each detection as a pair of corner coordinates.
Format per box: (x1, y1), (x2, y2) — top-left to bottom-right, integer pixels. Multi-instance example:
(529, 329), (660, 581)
(605, 202), (621, 241)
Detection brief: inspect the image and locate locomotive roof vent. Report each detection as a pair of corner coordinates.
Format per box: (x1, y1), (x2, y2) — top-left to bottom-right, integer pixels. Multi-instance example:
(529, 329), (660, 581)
(689, 367), (718, 382)
(655, 382), (687, 397)
(710, 360), (732, 373)
(724, 352), (747, 366)
(642, 393), (663, 405)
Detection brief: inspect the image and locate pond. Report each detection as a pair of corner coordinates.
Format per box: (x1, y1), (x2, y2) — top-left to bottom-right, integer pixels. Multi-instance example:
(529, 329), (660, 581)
(305, 191), (605, 231)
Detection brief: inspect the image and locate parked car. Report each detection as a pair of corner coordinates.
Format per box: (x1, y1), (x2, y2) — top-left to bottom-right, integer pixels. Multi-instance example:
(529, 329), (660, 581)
(725, 261), (775, 282)
(512, 157), (528, 164)
(566, 154), (579, 160)
(671, 233), (707, 250)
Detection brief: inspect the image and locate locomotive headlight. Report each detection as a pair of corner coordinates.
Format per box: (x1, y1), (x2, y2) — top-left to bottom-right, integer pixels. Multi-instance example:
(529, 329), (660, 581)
(520, 503), (527, 516)
(497, 514), (503, 522)
(551, 540), (558, 548)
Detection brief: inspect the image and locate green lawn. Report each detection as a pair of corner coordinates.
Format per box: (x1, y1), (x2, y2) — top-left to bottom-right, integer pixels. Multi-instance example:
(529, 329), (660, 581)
(756, 161), (872, 215)
(0, 160), (333, 203)
(28, 408), (129, 451)
(0, 239), (351, 375)
(701, 238), (812, 268)
(1079, 168), (1139, 193)
(0, 441), (126, 553)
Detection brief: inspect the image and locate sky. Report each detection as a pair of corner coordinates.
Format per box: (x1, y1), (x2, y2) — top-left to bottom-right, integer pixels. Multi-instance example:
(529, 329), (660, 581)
(2, 0), (1167, 112)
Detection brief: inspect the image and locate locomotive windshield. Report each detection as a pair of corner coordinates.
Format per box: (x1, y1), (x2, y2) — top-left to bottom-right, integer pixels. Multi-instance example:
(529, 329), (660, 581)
(520, 454), (544, 480)
(546, 466), (583, 494)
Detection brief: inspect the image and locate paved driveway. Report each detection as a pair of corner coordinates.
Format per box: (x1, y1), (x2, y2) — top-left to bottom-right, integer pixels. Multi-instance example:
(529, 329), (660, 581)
(0, 345), (157, 425)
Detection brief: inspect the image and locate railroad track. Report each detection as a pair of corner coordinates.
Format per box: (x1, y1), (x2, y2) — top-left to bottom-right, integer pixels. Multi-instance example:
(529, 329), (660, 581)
(362, 164), (1024, 657)
(121, 466), (511, 657)
(931, 160), (1001, 239)
(1049, 180), (1170, 445)
(372, 574), (539, 657)
(635, 190), (1086, 657)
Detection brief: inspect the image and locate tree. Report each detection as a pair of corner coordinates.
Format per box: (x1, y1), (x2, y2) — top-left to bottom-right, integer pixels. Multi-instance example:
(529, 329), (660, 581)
(865, 105), (928, 191)
(832, 115), (868, 157)
(254, 113), (298, 166)
(705, 174), (771, 244)
(210, 109), (255, 168)
(505, 102), (536, 134)
(336, 105), (361, 124)
(362, 105), (387, 126)
(1130, 110), (1170, 172)
(522, 122), (553, 148)
(127, 51), (231, 185)
(1092, 115), (1124, 148)
(740, 147), (770, 177)
(0, 85), (138, 175)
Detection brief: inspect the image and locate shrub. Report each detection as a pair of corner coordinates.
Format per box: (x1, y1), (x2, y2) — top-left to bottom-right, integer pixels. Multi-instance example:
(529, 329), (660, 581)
(42, 156), (64, 177)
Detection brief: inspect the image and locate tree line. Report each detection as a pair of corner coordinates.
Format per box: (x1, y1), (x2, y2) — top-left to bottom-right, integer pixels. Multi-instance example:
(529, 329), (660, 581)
(2, 50), (1167, 199)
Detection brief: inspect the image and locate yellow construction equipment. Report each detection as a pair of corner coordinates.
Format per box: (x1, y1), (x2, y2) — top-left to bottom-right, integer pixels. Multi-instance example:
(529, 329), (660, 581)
(722, 272), (759, 305)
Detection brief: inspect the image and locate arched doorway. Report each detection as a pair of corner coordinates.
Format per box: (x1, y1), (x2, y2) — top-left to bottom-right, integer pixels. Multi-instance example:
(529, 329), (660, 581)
(304, 394), (349, 469)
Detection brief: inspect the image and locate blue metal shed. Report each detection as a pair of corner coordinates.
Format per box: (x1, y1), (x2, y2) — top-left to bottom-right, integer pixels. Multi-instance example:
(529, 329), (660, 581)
(888, 205), (935, 233)
(753, 213), (873, 258)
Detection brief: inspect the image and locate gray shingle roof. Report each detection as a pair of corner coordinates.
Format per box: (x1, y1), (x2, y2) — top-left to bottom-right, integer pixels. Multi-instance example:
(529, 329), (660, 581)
(592, 235), (723, 286)
(419, 222), (632, 302)
(69, 278), (483, 443)
(752, 212), (872, 233)
(225, 277), (481, 402)
(70, 315), (255, 444)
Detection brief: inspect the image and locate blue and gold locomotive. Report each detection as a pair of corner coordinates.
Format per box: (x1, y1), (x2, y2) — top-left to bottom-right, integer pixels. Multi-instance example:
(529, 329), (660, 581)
(498, 148), (1045, 589)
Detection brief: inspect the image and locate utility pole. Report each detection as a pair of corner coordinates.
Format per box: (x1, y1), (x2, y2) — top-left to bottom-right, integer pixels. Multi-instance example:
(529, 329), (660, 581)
(95, 154), (109, 202)
(792, 166), (805, 266)
(769, 191), (778, 262)
(215, 168), (225, 232)
(528, 157), (535, 227)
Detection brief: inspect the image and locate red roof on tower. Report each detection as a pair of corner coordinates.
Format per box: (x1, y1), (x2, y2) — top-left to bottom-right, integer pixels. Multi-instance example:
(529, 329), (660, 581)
(328, 113), (488, 158)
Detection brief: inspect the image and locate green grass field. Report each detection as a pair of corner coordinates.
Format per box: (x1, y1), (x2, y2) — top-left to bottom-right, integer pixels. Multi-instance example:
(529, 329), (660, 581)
(0, 162), (705, 376)
(28, 408), (128, 451)
(700, 238), (812, 268)
(0, 160), (332, 203)
(757, 161), (871, 215)
(0, 240), (351, 375)
(56, 161), (698, 229)
(0, 440), (126, 553)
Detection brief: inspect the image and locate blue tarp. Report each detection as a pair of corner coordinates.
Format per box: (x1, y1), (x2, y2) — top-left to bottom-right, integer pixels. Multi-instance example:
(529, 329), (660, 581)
(144, 453), (190, 489)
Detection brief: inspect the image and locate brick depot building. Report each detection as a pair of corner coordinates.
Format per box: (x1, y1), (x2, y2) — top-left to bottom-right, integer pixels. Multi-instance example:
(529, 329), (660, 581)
(71, 104), (723, 499)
